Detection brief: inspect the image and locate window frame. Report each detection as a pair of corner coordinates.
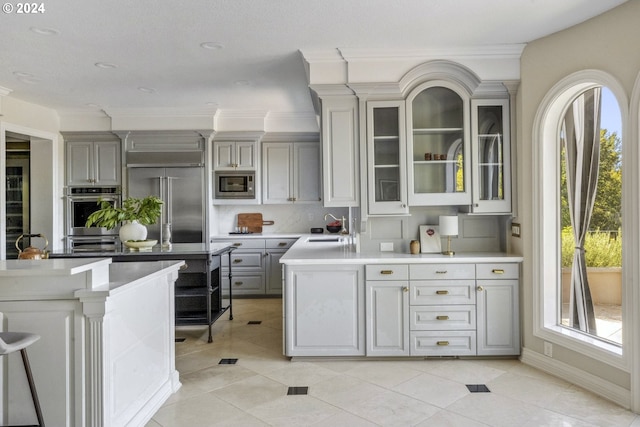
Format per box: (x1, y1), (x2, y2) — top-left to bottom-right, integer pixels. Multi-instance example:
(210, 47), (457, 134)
(532, 70), (629, 371)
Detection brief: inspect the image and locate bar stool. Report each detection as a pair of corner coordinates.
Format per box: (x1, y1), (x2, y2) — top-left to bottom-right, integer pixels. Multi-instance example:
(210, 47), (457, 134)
(0, 332), (44, 427)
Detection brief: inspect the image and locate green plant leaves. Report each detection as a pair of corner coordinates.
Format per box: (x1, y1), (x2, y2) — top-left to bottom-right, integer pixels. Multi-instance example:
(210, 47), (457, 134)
(85, 196), (163, 229)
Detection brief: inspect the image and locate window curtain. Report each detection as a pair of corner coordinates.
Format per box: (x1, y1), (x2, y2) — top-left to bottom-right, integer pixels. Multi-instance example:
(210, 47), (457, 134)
(561, 87), (602, 333)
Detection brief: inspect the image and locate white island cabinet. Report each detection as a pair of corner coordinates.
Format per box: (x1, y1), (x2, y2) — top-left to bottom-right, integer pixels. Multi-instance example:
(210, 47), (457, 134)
(0, 258), (183, 427)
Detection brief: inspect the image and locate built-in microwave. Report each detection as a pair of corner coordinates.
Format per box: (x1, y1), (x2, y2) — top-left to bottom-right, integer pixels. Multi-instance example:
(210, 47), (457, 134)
(214, 171), (255, 199)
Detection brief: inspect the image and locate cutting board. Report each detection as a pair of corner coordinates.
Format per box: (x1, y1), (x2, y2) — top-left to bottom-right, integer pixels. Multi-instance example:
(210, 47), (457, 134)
(237, 213), (274, 233)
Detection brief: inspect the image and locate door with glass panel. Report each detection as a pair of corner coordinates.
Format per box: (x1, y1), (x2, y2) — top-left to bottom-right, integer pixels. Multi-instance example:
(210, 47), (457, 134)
(471, 99), (511, 213)
(366, 100), (408, 215)
(407, 82), (471, 206)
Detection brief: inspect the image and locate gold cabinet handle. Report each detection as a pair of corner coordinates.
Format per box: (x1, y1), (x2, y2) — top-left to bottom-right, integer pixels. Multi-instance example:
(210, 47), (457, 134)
(492, 269), (505, 274)
(234, 281), (243, 286)
(233, 259), (243, 264)
(437, 341), (449, 346)
(435, 271), (448, 274)
(278, 242), (287, 247)
(477, 286), (484, 292)
(436, 290), (449, 295)
(436, 315), (449, 320)
(233, 242), (242, 247)
(380, 270), (393, 275)
(403, 287), (409, 292)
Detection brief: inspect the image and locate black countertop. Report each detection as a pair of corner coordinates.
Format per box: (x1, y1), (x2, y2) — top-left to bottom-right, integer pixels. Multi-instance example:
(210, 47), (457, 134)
(49, 242), (235, 258)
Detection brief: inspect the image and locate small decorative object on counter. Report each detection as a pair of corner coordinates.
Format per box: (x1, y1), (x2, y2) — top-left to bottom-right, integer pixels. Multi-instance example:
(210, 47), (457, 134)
(441, 154), (447, 160)
(424, 153), (432, 160)
(433, 154), (441, 160)
(439, 215), (459, 256)
(410, 240), (420, 254)
(162, 223), (172, 248)
(16, 233), (49, 259)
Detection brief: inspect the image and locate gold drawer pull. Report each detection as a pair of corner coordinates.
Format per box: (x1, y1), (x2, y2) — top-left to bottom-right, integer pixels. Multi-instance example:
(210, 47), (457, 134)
(234, 281), (243, 286)
(435, 270), (448, 274)
(380, 270), (393, 275)
(437, 341), (450, 346)
(492, 269), (505, 274)
(436, 290), (449, 295)
(278, 242), (287, 247)
(233, 259), (243, 264)
(180, 263), (188, 270)
(403, 287), (409, 292)
(233, 242), (243, 247)
(436, 315), (449, 321)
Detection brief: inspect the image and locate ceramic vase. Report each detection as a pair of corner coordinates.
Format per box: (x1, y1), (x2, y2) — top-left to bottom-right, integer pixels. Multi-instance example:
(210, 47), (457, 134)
(119, 220), (147, 242)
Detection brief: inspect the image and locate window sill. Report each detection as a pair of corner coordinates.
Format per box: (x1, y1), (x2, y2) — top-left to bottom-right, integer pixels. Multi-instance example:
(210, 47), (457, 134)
(537, 324), (626, 371)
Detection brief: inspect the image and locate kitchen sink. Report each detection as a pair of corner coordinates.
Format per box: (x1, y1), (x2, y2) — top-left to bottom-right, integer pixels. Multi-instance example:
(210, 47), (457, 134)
(306, 237), (342, 243)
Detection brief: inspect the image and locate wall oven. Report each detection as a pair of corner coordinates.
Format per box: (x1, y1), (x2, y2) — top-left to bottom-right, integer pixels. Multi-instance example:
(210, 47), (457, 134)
(214, 171), (255, 199)
(65, 186), (121, 251)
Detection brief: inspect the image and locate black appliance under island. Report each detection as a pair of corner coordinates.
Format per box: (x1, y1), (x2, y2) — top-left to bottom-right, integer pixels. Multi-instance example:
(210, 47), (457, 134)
(50, 243), (235, 343)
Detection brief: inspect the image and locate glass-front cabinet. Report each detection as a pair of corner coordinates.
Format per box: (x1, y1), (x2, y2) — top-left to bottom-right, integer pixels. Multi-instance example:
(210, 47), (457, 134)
(471, 99), (511, 213)
(366, 100), (408, 215)
(406, 82), (471, 206)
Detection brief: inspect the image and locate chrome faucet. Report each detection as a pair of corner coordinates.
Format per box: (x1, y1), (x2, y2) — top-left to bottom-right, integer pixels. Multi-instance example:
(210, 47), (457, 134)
(324, 213), (348, 235)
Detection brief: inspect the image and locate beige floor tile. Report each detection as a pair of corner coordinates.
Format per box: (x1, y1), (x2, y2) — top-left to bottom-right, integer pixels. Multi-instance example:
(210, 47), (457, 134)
(418, 358), (507, 385)
(264, 360), (340, 386)
(247, 395), (340, 426)
(343, 360), (423, 388)
(342, 389), (440, 426)
(415, 409), (492, 427)
(151, 392), (247, 427)
(392, 372), (470, 408)
(487, 371), (571, 407)
(446, 393), (546, 427)
(310, 410), (380, 426)
(211, 374), (288, 410)
(180, 363), (258, 393)
(310, 374), (387, 408)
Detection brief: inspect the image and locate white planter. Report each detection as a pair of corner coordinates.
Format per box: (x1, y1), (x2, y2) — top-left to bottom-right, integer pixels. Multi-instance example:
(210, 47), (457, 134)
(119, 220), (147, 242)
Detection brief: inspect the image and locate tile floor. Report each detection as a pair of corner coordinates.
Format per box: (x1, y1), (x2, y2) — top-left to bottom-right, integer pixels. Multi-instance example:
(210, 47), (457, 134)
(146, 298), (640, 427)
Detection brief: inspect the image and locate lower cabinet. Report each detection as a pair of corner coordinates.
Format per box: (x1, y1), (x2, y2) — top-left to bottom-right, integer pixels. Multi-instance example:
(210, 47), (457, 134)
(365, 262), (520, 357)
(215, 237), (297, 296)
(284, 264), (365, 356)
(365, 265), (410, 356)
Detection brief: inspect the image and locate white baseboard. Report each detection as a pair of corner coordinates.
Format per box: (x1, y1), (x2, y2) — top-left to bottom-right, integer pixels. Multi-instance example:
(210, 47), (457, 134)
(520, 347), (631, 409)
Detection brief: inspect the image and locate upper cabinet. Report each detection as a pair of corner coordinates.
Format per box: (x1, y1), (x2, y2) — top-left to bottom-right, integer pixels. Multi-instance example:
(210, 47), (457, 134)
(406, 82), (471, 206)
(366, 100), (408, 215)
(213, 140), (257, 170)
(65, 134), (121, 186)
(262, 142), (321, 204)
(320, 96), (360, 207)
(470, 99), (511, 214)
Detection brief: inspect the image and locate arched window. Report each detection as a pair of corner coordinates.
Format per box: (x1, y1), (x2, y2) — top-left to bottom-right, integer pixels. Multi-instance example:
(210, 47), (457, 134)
(533, 70), (628, 368)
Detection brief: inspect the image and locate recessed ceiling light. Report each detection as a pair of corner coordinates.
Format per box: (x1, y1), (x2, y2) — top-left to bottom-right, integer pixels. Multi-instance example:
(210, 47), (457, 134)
(200, 42), (224, 50)
(30, 27), (60, 36)
(95, 62), (118, 69)
(138, 86), (156, 94)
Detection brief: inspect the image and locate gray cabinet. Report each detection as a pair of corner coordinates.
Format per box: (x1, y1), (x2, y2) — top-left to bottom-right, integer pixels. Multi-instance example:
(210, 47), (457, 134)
(214, 140), (257, 170)
(66, 139), (121, 186)
(365, 265), (410, 356)
(262, 142), (320, 204)
(284, 264), (365, 356)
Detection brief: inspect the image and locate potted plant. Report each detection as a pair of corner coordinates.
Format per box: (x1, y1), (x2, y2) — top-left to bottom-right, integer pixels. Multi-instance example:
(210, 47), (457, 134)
(85, 195), (163, 242)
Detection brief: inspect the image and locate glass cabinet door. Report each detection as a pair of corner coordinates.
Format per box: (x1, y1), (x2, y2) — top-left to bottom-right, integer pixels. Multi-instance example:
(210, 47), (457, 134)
(471, 99), (511, 213)
(407, 84), (471, 206)
(367, 100), (408, 215)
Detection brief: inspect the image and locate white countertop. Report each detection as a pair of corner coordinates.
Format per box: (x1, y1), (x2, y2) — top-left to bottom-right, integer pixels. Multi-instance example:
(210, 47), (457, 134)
(0, 257), (112, 277)
(280, 235), (523, 265)
(211, 233), (303, 240)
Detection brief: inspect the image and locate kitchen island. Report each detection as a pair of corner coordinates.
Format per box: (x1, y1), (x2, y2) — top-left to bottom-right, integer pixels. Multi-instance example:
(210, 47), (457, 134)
(280, 236), (524, 358)
(0, 258), (183, 427)
(50, 242), (236, 343)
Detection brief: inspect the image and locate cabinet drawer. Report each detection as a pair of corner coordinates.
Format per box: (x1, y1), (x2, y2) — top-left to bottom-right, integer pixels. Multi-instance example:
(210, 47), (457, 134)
(410, 305), (476, 331)
(266, 238), (298, 249)
(180, 259), (207, 273)
(476, 263), (519, 280)
(225, 251), (264, 270)
(229, 274), (264, 292)
(366, 264), (409, 281)
(410, 331), (476, 356)
(410, 281), (476, 305)
(212, 239), (266, 249)
(410, 264), (475, 280)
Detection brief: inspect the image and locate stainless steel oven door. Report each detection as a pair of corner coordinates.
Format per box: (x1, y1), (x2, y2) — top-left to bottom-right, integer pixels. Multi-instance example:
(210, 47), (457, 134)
(66, 190), (121, 236)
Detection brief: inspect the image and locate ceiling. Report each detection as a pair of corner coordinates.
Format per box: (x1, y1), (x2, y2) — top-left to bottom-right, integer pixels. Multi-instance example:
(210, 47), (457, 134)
(0, 0), (627, 120)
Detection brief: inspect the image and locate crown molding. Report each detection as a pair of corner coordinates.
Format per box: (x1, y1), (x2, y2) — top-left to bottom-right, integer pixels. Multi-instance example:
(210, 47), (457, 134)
(338, 45), (526, 61)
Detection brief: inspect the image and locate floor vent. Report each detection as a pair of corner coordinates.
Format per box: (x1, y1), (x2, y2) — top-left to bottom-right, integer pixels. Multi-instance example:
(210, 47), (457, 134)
(175, 337), (186, 343)
(287, 386), (308, 395)
(247, 321), (262, 325)
(219, 358), (238, 365)
(466, 384), (490, 393)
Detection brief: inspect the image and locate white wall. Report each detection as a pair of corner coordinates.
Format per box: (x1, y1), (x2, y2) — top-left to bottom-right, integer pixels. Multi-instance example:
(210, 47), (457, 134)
(517, 0), (640, 400)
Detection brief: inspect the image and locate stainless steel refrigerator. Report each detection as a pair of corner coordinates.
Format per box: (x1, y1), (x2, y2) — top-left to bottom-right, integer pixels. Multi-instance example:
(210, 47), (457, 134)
(127, 166), (204, 244)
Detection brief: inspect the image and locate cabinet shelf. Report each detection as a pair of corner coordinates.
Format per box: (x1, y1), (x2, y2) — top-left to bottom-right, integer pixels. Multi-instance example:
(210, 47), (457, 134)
(414, 128), (463, 135)
(373, 135), (400, 140)
(413, 160), (456, 165)
(478, 162), (504, 167)
(374, 164), (400, 168)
